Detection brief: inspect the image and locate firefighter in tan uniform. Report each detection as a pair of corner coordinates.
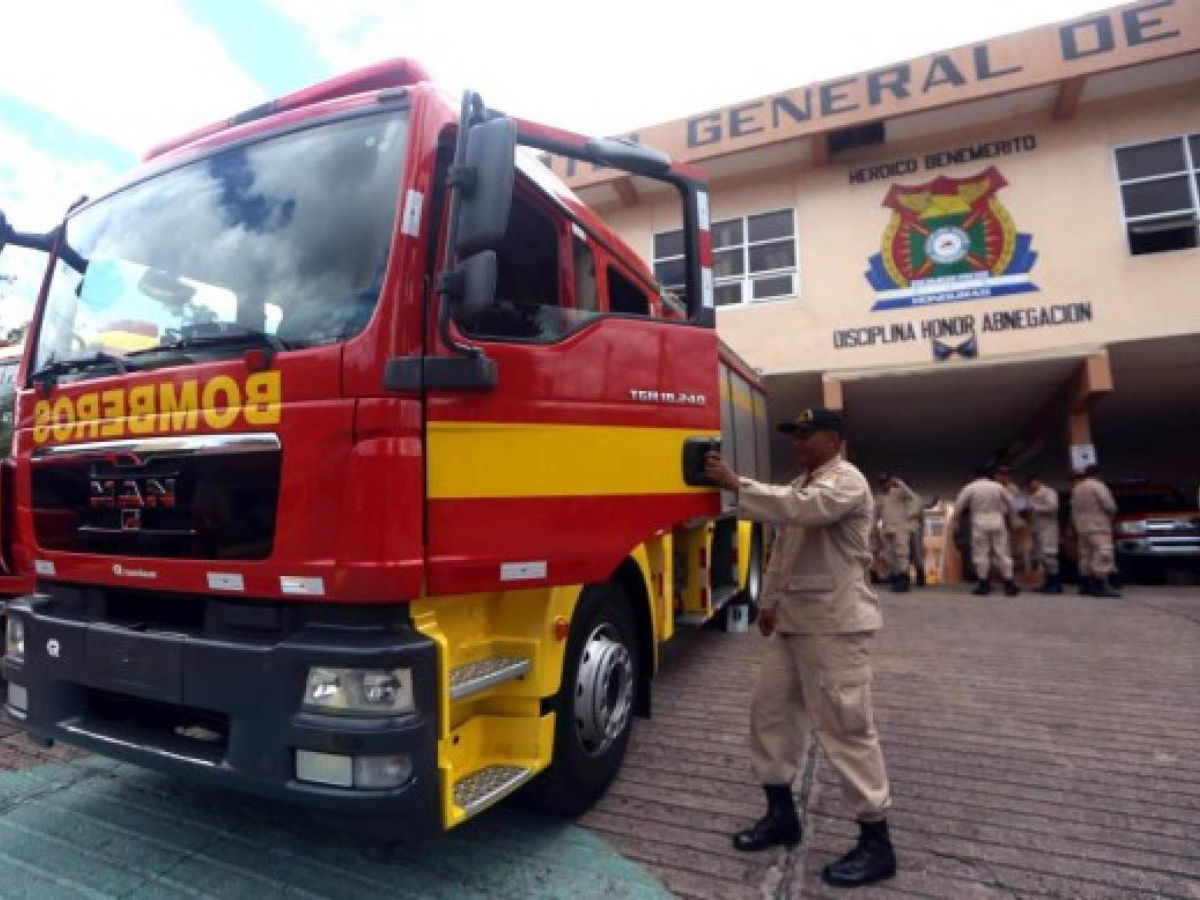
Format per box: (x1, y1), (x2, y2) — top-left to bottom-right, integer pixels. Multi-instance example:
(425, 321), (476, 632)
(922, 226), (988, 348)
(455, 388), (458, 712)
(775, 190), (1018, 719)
(705, 408), (896, 889)
(1072, 465), (1120, 598)
(908, 487), (927, 588)
(877, 474), (921, 593)
(1024, 475), (1062, 594)
(995, 466), (1027, 574)
(951, 469), (1020, 596)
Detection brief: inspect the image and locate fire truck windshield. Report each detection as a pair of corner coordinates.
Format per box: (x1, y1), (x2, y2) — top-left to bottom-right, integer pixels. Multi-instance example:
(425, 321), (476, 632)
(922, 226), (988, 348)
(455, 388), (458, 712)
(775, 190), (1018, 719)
(32, 111), (408, 372)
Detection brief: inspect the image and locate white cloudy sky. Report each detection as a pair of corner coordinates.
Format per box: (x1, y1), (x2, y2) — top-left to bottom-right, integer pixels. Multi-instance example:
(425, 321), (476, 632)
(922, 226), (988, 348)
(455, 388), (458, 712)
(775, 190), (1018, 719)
(0, 0), (1115, 330)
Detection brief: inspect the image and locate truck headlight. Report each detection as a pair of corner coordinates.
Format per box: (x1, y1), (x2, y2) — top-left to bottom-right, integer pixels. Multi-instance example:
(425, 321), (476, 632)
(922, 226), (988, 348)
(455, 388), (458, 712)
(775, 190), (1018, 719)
(5, 616), (24, 661)
(302, 667), (414, 716)
(1116, 521), (1146, 535)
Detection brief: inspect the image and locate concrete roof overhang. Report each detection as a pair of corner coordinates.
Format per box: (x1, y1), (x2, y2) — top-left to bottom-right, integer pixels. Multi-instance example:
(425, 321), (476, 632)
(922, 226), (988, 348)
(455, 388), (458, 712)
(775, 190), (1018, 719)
(566, 4), (1200, 211)
(762, 332), (1200, 489)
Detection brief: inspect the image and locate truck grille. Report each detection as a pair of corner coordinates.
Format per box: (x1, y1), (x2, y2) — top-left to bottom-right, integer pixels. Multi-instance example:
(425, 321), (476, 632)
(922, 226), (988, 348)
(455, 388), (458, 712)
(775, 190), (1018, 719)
(31, 434), (281, 560)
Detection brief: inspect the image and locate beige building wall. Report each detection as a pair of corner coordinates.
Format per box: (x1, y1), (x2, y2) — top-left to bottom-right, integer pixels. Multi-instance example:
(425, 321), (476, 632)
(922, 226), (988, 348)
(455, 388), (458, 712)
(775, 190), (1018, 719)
(594, 84), (1200, 380)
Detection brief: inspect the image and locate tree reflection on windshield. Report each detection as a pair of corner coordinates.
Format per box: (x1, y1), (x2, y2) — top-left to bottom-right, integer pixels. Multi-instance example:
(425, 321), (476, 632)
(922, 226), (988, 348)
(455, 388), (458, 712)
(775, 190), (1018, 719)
(34, 112), (408, 370)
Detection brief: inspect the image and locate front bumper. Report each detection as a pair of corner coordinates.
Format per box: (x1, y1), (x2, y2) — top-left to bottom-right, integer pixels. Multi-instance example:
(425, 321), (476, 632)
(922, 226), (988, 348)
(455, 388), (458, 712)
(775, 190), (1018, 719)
(2, 593), (439, 824)
(1115, 536), (1200, 558)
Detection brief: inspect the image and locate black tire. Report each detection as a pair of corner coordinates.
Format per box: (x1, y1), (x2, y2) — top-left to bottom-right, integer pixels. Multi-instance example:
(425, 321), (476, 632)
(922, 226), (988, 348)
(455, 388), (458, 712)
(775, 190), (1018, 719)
(708, 527), (764, 632)
(738, 528), (763, 625)
(522, 582), (638, 815)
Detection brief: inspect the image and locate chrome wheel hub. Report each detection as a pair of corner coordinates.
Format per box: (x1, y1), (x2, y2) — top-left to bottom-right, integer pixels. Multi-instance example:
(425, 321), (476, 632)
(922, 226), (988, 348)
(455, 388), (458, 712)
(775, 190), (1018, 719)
(574, 623), (634, 757)
(746, 549), (762, 603)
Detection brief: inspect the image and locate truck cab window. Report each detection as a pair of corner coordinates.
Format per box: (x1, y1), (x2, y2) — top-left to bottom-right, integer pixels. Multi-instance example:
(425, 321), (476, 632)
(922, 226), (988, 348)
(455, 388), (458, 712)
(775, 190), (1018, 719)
(0, 361), (15, 456)
(460, 194), (564, 342)
(574, 236), (599, 313)
(607, 265), (651, 316)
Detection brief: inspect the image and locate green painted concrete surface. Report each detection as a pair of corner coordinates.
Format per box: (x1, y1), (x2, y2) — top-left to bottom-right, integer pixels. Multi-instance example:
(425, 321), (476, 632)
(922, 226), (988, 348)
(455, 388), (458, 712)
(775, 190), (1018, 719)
(0, 759), (672, 899)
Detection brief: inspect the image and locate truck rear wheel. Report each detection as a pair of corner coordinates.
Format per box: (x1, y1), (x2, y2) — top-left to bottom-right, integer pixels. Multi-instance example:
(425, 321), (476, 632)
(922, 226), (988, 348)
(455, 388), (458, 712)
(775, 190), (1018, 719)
(738, 528), (763, 624)
(523, 582), (637, 815)
(712, 526), (762, 631)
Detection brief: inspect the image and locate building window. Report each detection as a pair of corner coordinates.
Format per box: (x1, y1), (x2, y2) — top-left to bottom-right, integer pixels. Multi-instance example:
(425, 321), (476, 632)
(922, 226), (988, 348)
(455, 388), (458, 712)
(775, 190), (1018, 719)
(653, 209), (798, 307)
(1115, 135), (1200, 256)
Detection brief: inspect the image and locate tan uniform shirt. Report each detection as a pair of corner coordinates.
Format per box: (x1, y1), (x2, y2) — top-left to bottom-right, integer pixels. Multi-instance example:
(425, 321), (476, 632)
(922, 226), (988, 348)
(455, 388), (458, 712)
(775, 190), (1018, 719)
(954, 478), (1017, 530)
(736, 457), (881, 635)
(879, 480), (920, 533)
(1028, 485), (1059, 525)
(1003, 482), (1023, 515)
(1072, 478), (1117, 534)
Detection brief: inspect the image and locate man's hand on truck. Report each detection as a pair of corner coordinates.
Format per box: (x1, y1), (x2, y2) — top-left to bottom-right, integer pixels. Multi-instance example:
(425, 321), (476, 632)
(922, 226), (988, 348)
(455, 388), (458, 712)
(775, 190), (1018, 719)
(704, 452), (742, 492)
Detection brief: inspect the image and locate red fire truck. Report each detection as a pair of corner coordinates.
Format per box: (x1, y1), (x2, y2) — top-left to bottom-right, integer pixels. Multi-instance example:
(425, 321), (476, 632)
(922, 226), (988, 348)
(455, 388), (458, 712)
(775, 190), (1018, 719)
(0, 60), (768, 831)
(1, 344), (32, 623)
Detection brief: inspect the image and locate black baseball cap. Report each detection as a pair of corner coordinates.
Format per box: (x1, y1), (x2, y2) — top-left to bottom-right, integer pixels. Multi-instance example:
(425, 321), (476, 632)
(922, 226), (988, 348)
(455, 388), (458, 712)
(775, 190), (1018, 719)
(778, 407), (844, 435)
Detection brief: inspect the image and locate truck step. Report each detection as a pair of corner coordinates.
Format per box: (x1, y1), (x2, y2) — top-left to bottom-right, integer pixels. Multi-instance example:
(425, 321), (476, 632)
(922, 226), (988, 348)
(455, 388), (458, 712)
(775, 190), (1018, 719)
(449, 656), (531, 700)
(453, 764), (534, 816)
(677, 585), (740, 625)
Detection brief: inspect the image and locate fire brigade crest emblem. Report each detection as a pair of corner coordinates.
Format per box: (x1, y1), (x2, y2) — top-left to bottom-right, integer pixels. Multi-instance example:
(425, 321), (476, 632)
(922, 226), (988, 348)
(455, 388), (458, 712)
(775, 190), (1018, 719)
(864, 166), (1038, 311)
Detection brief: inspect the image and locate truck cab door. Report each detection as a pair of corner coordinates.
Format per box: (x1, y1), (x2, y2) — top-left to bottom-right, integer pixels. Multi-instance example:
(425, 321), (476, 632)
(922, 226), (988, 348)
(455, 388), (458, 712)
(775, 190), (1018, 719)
(422, 156), (719, 598)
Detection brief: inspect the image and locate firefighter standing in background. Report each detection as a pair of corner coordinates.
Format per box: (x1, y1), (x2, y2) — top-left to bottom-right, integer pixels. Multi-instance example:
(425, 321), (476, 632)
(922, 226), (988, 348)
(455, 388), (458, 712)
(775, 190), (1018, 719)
(1024, 475), (1062, 594)
(868, 507), (885, 584)
(906, 479), (926, 587)
(878, 473), (921, 593)
(1072, 465), (1121, 598)
(951, 468), (1021, 597)
(994, 465), (1026, 573)
(705, 408), (896, 889)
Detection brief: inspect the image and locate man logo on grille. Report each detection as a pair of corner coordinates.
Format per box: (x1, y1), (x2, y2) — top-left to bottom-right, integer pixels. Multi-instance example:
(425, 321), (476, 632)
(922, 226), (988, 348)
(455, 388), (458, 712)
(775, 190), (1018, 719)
(90, 476), (177, 510)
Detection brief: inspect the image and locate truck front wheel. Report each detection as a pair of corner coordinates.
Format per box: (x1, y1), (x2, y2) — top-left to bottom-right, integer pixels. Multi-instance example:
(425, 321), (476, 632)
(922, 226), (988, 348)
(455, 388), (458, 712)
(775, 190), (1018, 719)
(524, 582), (637, 815)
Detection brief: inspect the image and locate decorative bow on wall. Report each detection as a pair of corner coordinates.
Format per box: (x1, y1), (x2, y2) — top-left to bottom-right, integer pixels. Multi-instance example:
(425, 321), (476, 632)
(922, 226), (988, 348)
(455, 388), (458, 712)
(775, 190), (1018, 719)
(931, 335), (979, 361)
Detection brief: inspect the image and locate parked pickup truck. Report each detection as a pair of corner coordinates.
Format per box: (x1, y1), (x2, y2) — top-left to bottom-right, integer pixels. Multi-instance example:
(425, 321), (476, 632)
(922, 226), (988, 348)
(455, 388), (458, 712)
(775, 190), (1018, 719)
(1111, 480), (1200, 581)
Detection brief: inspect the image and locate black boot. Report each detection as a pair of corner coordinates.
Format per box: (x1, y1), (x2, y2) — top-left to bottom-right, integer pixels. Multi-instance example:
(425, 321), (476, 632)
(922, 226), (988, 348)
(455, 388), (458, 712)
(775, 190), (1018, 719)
(1079, 576), (1096, 596)
(1093, 576), (1122, 598)
(1035, 573), (1062, 594)
(733, 784), (801, 851)
(1003, 579), (1020, 597)
(822, 819), (897, 888)
(890, 573), (910, 593)
(971, 579), (992, 596)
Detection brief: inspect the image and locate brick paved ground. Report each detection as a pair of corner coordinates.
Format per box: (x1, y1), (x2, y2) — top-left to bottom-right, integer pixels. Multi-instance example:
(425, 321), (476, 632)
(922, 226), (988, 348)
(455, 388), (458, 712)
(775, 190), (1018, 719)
(581, 586), (1200, 899)
(2, 586), (1199, 898)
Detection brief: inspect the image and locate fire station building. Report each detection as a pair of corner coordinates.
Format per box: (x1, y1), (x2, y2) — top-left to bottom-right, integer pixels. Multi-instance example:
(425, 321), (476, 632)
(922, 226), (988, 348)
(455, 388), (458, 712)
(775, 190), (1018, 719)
(552, 2), (1200, 511)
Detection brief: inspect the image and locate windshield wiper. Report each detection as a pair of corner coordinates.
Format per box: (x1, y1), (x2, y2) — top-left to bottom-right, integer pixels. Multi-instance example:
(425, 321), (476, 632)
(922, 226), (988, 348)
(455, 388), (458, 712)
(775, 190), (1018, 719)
(30, 351), (140, 394)
(129, 325), (288, 356)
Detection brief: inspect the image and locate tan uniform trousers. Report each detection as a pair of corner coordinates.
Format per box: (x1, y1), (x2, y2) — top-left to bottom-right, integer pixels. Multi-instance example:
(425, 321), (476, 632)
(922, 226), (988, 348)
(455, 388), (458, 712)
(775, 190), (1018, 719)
(971, 522), (1013, 580)
(909, 526), (924, 574)
(1031, 522), (1060, 575)
(750, 631), (891, 823)
(1077, 530), (1115, 577)
(882, 529), (910, 578)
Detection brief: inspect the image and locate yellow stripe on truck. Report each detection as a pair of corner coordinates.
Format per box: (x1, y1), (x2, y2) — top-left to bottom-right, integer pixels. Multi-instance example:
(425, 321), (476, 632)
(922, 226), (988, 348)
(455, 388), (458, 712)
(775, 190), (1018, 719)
(427, 421), (717, 499)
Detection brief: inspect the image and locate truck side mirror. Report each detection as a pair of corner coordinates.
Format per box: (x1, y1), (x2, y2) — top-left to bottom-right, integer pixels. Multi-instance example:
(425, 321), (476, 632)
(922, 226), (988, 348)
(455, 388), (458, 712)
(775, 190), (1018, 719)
(583, 138), (671, 177)
(439, 250), (497, 320)
(0, 211), (10, 255)
(454, 117), (516, 257)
